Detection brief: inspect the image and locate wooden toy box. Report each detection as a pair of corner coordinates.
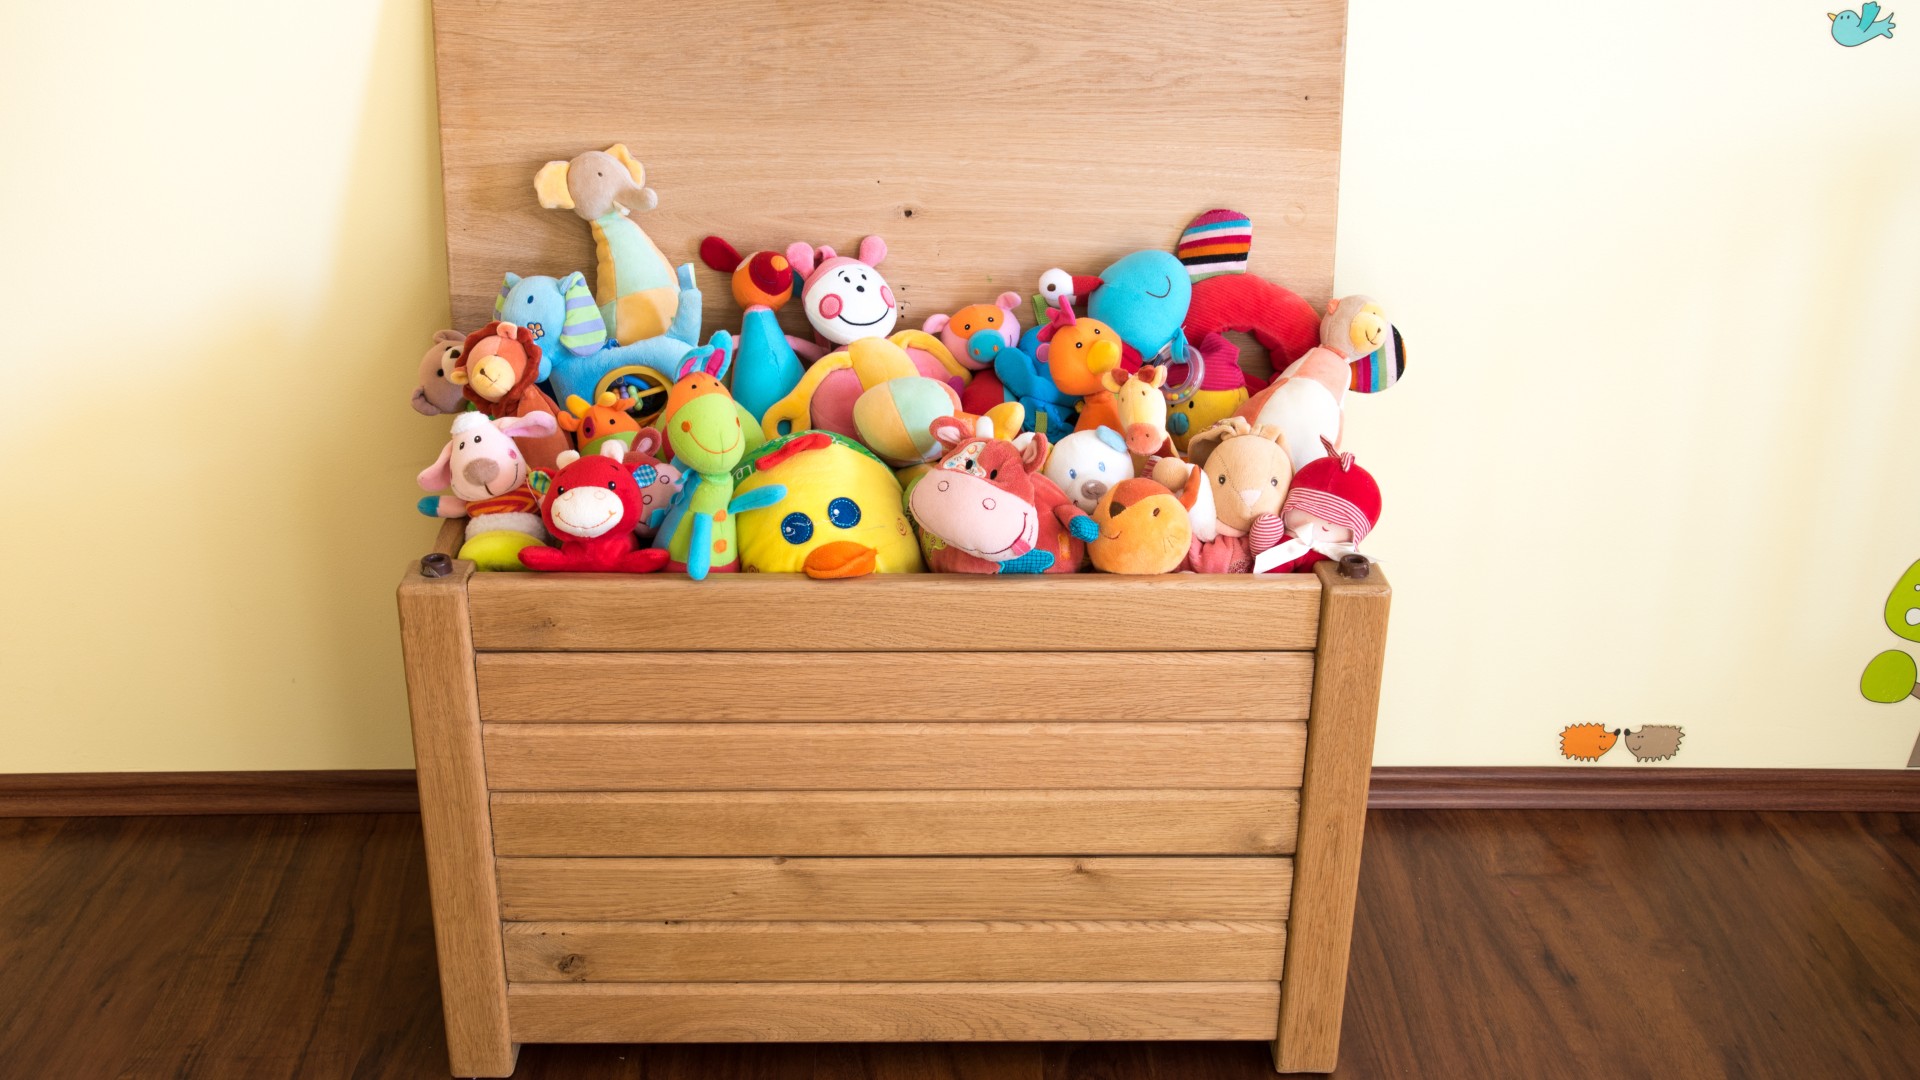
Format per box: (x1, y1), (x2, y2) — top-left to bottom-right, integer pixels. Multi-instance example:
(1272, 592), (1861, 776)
(408, 2), (1379, 1074)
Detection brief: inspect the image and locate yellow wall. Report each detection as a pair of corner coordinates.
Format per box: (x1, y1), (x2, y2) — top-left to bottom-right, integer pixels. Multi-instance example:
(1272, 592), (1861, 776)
(2, 1), (1916, 772)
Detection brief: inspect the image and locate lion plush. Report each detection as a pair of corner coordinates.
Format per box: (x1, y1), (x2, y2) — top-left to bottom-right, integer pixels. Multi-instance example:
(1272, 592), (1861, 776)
(448, 321), (572, 474)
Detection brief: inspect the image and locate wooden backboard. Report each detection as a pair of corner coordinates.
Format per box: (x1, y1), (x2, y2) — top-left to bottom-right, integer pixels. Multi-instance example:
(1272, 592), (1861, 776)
(431, 0), (1347, 337)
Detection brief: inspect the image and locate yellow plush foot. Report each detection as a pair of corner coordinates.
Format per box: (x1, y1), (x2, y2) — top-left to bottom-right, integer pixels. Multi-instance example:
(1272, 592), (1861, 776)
(459, 531), (546, 572)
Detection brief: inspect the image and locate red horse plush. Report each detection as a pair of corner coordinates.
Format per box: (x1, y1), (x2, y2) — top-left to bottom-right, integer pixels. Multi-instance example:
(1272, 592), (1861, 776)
(517, 444), (670, 573)
(908, 417), (1096, 574)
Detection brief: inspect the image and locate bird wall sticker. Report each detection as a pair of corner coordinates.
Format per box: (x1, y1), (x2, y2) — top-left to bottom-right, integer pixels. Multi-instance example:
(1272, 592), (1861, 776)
(1831, 3), (1896, 46)
(1858, 559), (1920, 767)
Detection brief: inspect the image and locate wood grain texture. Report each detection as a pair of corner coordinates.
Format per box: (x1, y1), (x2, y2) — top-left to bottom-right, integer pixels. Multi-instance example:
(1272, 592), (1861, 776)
(395, 563), (517, 1077)
(1366, 767), (1920, 810)
(497, 857), (1291, 921)
(476, 651), (1313, 722)
(431, 516), (464, 559)
(6, 811), (1920, 1076)
(490, 789), (1299, 856)
(482, 722), (1305, 791)
(12, 767), (1920, 818)
(1274, 562), (1391, 1073)
(505, 982), (1281, 1044)
(503, 920), (1286, 983)
(430, 0), (1347, 334)
(0, 770), (419, 817)
(465, 572), (1322, 652)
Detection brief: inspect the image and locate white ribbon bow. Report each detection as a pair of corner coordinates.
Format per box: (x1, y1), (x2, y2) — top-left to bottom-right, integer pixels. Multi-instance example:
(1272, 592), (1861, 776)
(1252, 522), (1363, 575)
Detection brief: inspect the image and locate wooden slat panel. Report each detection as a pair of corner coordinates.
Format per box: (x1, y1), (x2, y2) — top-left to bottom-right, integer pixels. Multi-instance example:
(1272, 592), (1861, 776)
(483, 722), (1304, 791)
(507, 981), (1280, 1043)
(504, 920), (1286, 983)
(491, 789), (1298, 856)
(498, 856), (1290, 921)
(466, 574), (1321, 652)
(432, 0), (1347, 335)
(1276, 563), (1392, 1072)
(394, 563), (516, 1076)
(477, 651), (1312, 722)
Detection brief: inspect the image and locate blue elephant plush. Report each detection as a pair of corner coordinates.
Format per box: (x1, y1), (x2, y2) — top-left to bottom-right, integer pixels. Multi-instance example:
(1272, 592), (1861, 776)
(494, 264), (703, 408)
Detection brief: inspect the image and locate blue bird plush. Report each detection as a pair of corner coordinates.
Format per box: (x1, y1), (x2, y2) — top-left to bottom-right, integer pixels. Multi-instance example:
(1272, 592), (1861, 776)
(1831, 2), (1895, 45)
(971, 329), (1078, 436)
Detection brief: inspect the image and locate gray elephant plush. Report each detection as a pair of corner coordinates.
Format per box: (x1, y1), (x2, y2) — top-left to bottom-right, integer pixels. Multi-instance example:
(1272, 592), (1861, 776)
(534, 144), (679, 347)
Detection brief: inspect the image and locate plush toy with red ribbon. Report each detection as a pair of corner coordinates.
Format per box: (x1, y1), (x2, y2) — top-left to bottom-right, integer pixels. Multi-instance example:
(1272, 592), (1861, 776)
(1252, 437), (1381, 575)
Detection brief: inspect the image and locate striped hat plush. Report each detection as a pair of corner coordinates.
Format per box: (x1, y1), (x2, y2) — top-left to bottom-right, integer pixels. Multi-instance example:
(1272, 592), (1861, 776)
(1177, 209), (1253, 281)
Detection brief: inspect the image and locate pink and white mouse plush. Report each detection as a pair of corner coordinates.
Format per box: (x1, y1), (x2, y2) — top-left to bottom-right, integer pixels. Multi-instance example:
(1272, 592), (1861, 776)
(787, 235), (897, 346)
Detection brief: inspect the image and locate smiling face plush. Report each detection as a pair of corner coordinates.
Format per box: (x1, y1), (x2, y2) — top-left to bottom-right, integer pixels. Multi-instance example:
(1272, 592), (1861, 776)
(1043, 426), (1134, 513)
(1084, 249), (1193, 361)
(517, 442), (670, 574)
(451, 321), (542, 407)
(910, 427), (1046, 564)
(787, 236), (897, 345)
(542, 446), (642, 540)
(1087, 477), (1193, 575)
(1320, 294), (1389, 360)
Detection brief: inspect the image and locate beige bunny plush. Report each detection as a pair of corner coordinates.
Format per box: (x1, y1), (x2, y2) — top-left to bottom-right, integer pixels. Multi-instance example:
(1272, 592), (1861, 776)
(1154, 416), (1292, 572)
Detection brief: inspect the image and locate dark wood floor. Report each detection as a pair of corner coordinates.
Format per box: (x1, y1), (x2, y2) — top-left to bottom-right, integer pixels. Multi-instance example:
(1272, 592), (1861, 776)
(1, 810), (1915, 1079)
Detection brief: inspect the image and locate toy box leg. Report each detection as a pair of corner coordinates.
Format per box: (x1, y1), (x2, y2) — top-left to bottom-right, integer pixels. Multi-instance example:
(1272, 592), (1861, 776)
(1272, 562), (1391, 1073)
(397, 561), (519, 1077)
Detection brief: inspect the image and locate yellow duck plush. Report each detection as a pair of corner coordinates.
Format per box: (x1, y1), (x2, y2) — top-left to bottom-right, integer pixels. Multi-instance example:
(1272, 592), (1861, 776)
(733, 431), (925, 578)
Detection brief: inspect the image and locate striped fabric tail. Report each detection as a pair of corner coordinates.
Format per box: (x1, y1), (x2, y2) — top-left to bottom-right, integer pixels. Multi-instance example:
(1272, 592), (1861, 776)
(1347, 324), (1406, 394)
(1178, 209), (1253, 281)
(558, 272), (608, 355)
(493, 277), (513, 319)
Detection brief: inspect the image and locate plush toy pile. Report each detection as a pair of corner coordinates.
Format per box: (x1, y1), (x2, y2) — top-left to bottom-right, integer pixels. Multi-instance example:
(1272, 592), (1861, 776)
(410, 145), (1403, 580)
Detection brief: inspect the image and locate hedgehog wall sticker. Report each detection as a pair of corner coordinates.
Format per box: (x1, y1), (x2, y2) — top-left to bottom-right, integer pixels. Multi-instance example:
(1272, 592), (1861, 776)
(1858, 558), (1920, 768)
(1559, 723), (1686, 763)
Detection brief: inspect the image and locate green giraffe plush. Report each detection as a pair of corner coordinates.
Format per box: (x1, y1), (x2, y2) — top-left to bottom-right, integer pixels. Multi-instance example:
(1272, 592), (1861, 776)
(655, 341), (780, 580)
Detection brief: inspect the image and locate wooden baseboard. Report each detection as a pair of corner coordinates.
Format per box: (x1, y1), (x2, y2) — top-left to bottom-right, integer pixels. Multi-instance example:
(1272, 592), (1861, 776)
(1367, 767), (1920, 811)
(1, 767), (1915, 818)
(0, 770), (419, 817)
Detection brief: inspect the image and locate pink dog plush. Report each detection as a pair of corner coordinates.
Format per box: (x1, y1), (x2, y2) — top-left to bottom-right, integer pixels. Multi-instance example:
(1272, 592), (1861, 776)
(416, 411), (556, 570)
(924, 291), (1023, 415)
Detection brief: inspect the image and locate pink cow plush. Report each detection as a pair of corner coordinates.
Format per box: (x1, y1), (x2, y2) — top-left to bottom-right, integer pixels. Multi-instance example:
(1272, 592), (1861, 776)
(908, 417), (1097, 574)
